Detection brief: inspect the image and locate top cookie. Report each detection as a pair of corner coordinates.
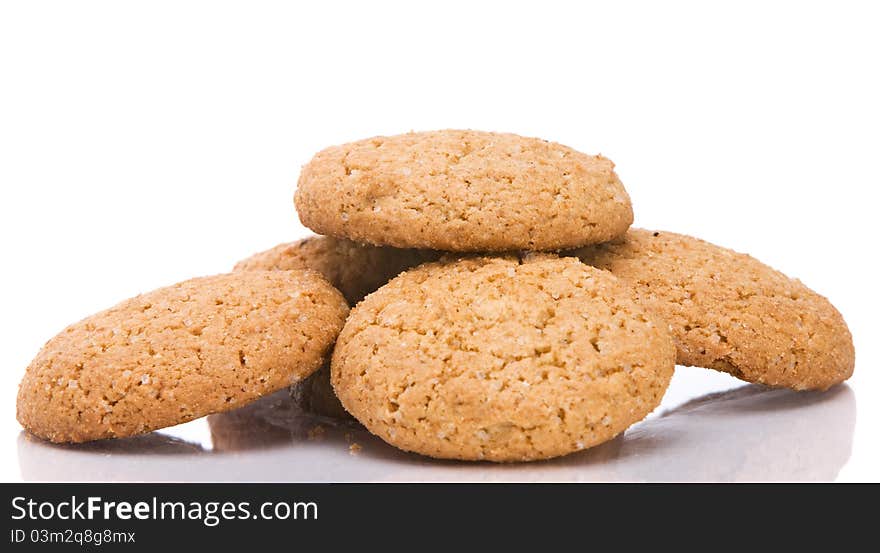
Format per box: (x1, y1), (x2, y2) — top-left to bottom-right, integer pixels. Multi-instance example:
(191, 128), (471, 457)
(234, 236), (439, 305)
(570, 229), (855, 390)
(294, 130), (633, 251)
(17, 270), (349, 443)
(331, 255), (675, 462)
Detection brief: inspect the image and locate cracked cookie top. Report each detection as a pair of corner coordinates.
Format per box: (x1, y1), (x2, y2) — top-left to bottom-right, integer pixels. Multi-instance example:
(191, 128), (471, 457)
(331, 255), (675, 462)
(294, 130), (633, 252)
(570, 229), (855, 390)
(17, 270), (349, 443)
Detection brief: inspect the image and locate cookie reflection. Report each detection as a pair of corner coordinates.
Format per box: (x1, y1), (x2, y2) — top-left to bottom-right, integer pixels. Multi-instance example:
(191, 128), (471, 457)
(612, 383), (856, 481)
(369, 383), (856, 481)
(17, 430), (207, 481)
(207, 389), (355, 451)
(17, 383), (855, 482)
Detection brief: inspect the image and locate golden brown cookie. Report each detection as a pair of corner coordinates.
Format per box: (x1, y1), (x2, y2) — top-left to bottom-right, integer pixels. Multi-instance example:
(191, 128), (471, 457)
(234, 236), (439, 305)
(294, 130), (633, 251)
(331, 255), (675, 462)
(17, 271), (349, 443)
(570, 229), (854, 390)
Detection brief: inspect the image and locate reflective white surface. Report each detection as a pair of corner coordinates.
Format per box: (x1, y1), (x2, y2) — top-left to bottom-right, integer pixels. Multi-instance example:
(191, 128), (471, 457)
(15, 367), (856, 482)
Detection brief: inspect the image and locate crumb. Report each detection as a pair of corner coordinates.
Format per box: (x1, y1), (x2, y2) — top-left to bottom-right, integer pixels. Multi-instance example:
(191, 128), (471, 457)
(349, 443), (362, 455)
(307, 424), (325, 440)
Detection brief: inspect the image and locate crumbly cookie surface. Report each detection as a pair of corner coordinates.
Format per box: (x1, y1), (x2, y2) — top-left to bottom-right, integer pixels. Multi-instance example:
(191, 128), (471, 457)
(17, 271), (349, 443)
(234, 236), (438, 305)
(331, 255), (675, 462)
(570, 229), (854, 390)
(294, 130), (633, 251)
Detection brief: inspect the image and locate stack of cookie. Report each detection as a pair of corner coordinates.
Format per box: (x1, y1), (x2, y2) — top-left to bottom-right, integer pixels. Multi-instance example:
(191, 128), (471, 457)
(17, 130), (855, 463)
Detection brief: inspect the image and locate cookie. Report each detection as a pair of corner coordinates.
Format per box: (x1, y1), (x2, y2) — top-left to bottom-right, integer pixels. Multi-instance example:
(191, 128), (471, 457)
(17, 270), (349, 443)
(331, 255), (675, 462)
(294, 130), (633, 251)
(234, 236), (439, 305)
(570, 229), (854, 390)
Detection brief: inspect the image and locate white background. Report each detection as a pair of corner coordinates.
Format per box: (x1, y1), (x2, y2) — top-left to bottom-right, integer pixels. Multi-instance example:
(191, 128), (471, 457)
(0, 1), (877, 481)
